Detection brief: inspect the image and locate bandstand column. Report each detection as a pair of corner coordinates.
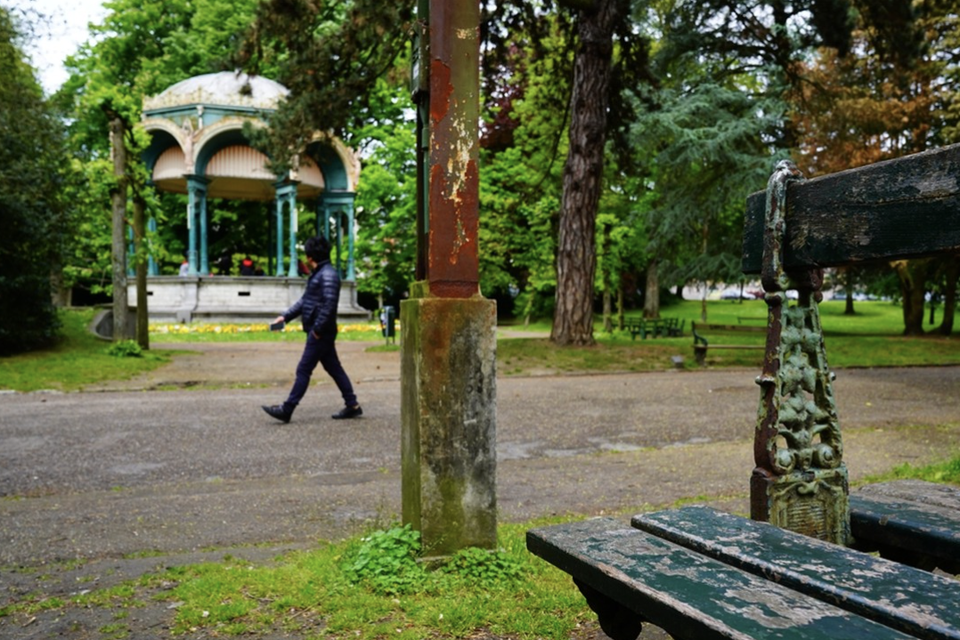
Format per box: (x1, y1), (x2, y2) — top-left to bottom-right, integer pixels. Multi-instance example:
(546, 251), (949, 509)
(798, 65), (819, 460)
(273, 181), (286, 276)
(186, 176), (209, 276)
(148, 217), (158, 276)
(318, 192), (357, 281)
(280, 182), (300, 277)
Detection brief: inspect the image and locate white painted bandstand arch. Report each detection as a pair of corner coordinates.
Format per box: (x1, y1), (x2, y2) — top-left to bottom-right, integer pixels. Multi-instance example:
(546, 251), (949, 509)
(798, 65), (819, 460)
(130, 71), (369, 323)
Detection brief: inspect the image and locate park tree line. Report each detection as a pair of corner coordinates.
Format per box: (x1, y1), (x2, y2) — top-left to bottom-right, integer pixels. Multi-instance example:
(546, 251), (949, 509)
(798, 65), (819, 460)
(2, 0), (959, 355)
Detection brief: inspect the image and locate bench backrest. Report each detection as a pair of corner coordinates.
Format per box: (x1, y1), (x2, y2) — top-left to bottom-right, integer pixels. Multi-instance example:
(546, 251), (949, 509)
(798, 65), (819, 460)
(739, 143), (960, 544)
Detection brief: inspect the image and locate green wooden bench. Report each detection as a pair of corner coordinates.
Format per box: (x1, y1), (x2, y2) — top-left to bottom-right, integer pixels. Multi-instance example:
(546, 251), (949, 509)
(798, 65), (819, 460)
(527, 144), (960, 640)
(690, 321), (765, 365)
(625, 317), (683, 340)
(528, 517), (923, 640)
(849, 479), (960, 574)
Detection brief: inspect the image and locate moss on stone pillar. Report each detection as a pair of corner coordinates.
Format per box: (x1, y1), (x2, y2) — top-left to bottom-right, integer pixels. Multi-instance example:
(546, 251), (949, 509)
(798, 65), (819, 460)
(401, 287), (497, 556)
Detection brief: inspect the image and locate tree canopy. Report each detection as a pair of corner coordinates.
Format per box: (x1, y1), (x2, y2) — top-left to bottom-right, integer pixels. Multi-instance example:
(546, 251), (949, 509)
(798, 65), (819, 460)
(7, 0), (960, 348)
(0, 7), (68, 354)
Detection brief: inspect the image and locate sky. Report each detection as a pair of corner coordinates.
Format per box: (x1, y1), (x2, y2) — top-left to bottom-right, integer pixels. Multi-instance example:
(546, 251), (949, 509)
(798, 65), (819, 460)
(6, 0), (108, 94)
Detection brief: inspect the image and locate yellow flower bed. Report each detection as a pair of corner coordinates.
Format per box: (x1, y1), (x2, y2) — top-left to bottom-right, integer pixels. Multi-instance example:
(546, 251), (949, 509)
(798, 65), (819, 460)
(150, 322), (391, 335)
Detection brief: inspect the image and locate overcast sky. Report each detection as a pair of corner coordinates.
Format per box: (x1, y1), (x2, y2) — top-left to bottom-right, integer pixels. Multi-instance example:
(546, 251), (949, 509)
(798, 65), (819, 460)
(6, 0), (108, 94)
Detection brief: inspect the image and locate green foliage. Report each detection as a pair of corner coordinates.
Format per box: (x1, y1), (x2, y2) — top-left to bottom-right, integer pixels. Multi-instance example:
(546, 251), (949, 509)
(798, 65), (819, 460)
(0, 8), (68, 355)
(106, 340), (143, 358)
(443, 546), (525, 586)
(0, 309), (169, 392)
(341, 525), (426, 596)
(240, 0), (415, 158)
(353, 79), (418, 303)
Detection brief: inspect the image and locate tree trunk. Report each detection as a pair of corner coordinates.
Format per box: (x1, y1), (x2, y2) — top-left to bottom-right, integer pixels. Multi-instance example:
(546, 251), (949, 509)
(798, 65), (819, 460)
(893, 259), (931, 336)
(602, 290), (613, 332)
(938, 257), (959, 336)
(551, 0), (620, 346)
(643, 259), (660, 319)
(133, 193), (149, 350)
(840, 267), (855, 315)
(108, 114), (129, 342)
(701, 282), (708, 322)
(617, 286), (624, 330)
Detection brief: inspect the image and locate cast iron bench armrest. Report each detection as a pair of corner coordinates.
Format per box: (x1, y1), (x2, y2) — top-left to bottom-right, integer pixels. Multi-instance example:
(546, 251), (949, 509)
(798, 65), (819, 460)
(633, 505), (960, 640)
(527, 517), (917, 640)
(849, 480), (960, 574)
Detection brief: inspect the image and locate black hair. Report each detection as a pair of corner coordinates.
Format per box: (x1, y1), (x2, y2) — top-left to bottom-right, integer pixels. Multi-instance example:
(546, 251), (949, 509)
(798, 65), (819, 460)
(304, 236), (331, 263)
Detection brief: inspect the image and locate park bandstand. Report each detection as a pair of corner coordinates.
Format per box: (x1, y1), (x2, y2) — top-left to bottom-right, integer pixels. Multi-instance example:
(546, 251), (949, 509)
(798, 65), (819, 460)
(131, 71), (369, 323)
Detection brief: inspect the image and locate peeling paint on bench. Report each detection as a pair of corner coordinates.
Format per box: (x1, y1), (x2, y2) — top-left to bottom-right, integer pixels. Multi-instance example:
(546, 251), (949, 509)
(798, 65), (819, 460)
(633, 506), (960, 640)
(527, 517), (917, 640)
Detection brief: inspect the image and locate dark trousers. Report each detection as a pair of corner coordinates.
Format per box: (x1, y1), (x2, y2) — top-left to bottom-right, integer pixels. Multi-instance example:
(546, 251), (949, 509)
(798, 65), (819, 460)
(283, 332), (357, 413)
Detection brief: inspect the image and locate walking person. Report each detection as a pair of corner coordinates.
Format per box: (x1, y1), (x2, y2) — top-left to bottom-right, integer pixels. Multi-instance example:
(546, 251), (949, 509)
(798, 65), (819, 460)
(262, 236), (363, 423)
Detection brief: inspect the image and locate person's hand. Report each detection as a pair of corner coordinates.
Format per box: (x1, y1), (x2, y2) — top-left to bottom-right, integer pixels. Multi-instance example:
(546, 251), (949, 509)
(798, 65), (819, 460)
(310, 330), (320, 340)
(274, 315), (285, 325)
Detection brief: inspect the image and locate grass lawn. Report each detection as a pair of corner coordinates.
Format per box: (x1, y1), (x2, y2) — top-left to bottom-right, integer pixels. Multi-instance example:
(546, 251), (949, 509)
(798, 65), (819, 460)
(0, 308), (173, 392)
(499, 299), (960, 374)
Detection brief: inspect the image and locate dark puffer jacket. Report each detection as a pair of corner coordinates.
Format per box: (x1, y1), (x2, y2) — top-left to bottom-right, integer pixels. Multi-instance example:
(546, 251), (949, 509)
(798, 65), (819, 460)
(282, 260), (340, 336)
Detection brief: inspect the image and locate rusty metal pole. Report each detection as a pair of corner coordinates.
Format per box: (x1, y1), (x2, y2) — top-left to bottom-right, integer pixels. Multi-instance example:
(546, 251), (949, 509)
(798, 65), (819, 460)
(425, 0), (480, 298)
(401, 0), (498, 556)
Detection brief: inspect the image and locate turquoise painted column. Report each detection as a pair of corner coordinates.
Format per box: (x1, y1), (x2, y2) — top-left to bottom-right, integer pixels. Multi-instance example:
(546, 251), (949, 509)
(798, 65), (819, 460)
(321, 200), (331, 240)
(319, 192), (357, 281)
(346, 201), (356, 281)
(186, 178), (199, 275)
(282, 184), (299, 277)
(186, 176), (209, 276)
(274, 184), (285, 276)
(148, 217), (158, 275)
(198, 181), (209, 275)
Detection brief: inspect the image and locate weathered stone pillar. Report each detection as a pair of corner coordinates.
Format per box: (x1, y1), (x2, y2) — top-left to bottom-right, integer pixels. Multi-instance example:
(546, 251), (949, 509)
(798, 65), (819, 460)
(402, 0), (497, 556)
(401, 286), (497, 555)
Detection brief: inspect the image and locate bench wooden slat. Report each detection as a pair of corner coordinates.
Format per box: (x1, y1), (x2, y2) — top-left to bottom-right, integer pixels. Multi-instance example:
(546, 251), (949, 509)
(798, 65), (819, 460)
(742, 143), (960, 274)
(632, 506), (960, 640)
(850, 480), (960, 573)
(528, 517), (916, 640)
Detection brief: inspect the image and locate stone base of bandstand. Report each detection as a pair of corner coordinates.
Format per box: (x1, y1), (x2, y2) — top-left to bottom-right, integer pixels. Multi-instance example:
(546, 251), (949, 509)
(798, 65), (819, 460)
(126, 276), (371, 324)
(401, 292), (497, 557)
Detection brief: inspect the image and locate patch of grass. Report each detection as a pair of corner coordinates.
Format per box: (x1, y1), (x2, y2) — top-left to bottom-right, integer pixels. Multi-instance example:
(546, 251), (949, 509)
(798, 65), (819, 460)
(0, 523), (594, 639)
(0, 309), (172, 392)
(498, 301), (960, 374)
(150, 522), (592, 639)
(860, 451), (960, 486)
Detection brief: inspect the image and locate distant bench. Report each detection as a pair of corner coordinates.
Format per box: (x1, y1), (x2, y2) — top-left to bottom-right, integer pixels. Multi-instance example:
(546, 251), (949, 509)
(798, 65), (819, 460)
(527, 144), (960, 640)
(624, 317), (684, 340)
(691, 321), (765, 365)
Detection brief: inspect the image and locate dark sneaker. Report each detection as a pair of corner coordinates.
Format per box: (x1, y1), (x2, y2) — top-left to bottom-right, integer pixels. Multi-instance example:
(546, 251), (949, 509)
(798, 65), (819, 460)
(262, 404), (292, 423)
(332, 405), (363, 420)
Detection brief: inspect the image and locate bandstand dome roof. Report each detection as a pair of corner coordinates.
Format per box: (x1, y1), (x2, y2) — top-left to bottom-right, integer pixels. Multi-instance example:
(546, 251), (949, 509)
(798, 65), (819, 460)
(144, 71), (289, 112)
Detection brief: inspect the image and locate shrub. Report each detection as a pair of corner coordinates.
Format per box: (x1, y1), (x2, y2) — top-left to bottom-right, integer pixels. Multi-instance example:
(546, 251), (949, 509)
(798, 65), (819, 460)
(107, 340), (142, 358)
(341, 525), (426, 595)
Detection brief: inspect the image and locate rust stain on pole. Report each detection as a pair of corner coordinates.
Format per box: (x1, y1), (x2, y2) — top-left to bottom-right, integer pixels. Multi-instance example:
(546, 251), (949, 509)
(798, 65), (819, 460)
(427, 0), (480, 298)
